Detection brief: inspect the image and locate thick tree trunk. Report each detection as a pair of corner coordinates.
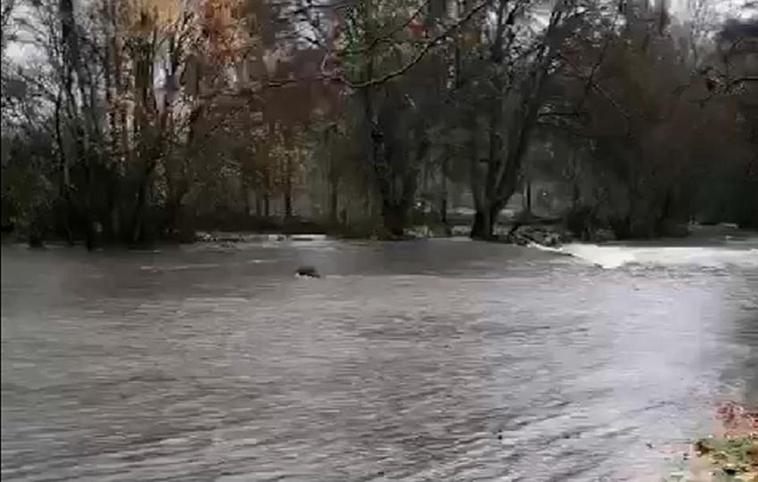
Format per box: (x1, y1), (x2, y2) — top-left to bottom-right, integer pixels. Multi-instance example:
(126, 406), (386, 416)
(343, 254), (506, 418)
(382, 202), (407, 238)
(470, 210), (489, 240)
(470, 202), (502, 240)
(130, 162), (156, 245)
(469, 114), (538, 240)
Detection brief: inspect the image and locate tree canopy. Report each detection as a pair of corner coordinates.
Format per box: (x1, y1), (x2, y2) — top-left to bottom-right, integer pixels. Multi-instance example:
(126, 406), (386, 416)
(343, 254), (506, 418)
(1, 0), (756, 245)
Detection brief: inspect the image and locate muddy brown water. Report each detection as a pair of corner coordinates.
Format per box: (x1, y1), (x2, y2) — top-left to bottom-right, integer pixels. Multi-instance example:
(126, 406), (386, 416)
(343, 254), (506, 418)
(2, 237), (757, 481)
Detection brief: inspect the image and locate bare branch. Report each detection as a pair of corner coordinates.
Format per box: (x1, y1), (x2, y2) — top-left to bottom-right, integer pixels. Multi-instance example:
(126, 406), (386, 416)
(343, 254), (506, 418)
(559, 53), (631, 120)
(344, 0), (493, 89)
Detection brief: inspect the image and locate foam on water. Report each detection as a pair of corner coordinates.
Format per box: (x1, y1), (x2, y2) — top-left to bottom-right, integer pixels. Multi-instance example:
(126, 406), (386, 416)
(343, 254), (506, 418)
(531, 242), (758, 269)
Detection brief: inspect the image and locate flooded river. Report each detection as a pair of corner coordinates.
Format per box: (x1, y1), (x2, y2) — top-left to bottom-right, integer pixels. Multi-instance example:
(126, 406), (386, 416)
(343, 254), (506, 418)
(2, 236), (757, 481)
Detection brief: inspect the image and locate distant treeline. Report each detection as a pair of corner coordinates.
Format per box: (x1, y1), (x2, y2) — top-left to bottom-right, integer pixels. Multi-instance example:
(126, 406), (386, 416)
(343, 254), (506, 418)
(1, 0), (756, 247)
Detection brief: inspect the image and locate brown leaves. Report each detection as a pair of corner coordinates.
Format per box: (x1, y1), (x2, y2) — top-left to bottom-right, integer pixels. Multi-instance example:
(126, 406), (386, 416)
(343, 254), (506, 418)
(716, 401), (758, 438)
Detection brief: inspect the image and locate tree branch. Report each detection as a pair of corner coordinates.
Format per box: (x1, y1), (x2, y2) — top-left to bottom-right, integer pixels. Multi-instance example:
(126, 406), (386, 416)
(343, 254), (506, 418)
(343, 0), (492, 89)
(560, 53), (631, 120)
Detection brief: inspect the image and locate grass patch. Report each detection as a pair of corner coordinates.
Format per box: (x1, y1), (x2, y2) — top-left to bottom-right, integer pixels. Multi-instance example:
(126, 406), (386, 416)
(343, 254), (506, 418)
(693, 434), (758, 480)
(667, 402), (757, 481)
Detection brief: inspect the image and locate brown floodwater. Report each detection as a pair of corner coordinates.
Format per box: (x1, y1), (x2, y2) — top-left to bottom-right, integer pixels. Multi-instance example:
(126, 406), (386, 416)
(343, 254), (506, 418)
(2, 237), (757, 481)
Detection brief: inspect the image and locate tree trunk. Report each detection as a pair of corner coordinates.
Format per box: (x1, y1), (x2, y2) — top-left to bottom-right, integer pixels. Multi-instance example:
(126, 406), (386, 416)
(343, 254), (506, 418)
(382, 202), (406, 238)
(470, 210), (488, 240)
(110, 205), (120, 242)
(525, 178), (532, 214)
(165, 179), (188, 240)
(84, 219), (95, 251)
(130, 162), (155, 245)
(105, 177), (119, 243)
(131, 179), (148, 245)
(656, 188), (672, 235)
(263, 166), (271, 217)
(470, 202), (502, 240)
(54, 89), (74, 245)
(284, 190), (292, 219)
(440, 157), (448, 225)
(284, 155), (293, 219)
(360, 82), (415, 237)
(84, 155), (97, 251)
(329, 179), (338, 224)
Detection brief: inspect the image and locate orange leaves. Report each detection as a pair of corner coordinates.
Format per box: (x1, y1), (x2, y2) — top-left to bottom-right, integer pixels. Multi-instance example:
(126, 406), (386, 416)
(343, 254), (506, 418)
(407, 18), (425, 40)
(119, 0), (250, 64)
(124, 0), (183, 37)
(200, 0), (248, 64)
(716, 401), (758, 438)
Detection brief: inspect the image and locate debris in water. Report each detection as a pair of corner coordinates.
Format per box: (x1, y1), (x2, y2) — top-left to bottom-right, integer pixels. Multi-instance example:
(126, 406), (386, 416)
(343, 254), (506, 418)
(295, 266), (321, 278)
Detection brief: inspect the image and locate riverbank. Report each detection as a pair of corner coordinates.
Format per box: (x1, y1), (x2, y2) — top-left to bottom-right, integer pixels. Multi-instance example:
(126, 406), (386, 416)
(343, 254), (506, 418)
(3, 213), (755, 250)
(666, 402), (758, 481)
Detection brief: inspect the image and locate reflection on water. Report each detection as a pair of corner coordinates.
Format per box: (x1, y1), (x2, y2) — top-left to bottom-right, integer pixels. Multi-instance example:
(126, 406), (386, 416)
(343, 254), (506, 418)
(2, 238), (757, 481)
